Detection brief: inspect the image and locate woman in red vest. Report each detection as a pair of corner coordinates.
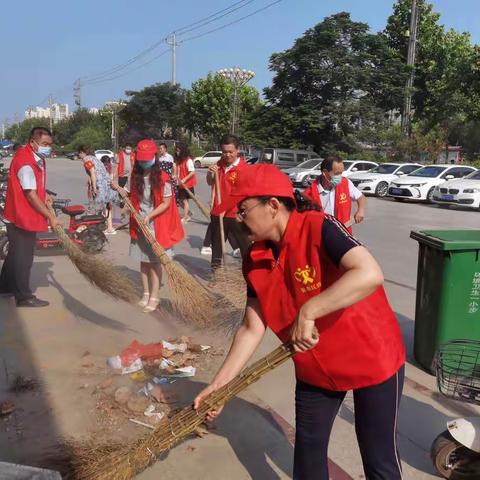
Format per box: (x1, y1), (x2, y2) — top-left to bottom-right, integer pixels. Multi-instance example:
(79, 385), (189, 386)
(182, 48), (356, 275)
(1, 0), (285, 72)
(173, 143), (196, 223)
(194, 164), (405, 479)
(112, 139), (184, 313)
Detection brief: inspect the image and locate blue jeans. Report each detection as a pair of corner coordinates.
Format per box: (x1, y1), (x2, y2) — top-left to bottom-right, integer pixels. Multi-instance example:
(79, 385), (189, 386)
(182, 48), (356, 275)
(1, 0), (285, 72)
(294, 365), (405, 480)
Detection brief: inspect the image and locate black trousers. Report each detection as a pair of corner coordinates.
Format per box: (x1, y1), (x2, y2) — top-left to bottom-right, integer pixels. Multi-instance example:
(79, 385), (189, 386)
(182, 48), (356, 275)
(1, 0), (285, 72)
(294, 365), (405, 480)
(0, 224), (36, 301)
(210, 215), (250, 267)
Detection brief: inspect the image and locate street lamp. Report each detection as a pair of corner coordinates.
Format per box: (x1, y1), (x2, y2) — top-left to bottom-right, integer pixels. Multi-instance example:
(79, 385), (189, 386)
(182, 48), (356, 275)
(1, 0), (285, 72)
(217, 67), (255, 135)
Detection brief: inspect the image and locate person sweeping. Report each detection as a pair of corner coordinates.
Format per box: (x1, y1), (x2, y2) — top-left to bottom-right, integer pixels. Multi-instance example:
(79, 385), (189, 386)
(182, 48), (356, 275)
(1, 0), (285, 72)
(194, 164), (406, 480)
(173, 143), (196, 223)
(112, 139), (184, 313)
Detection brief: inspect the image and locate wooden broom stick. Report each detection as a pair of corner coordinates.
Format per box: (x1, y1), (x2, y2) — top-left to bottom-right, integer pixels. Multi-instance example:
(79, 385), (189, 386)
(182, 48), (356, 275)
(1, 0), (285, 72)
(180, 184), (210, 220)
(214, 171), (226, 265)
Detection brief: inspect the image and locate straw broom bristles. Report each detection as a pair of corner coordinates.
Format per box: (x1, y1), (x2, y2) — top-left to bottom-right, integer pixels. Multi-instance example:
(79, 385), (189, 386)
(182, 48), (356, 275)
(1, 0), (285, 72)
(47, 206), (138, 303)
(116, 189), (216, 327)
(64, 342), (295, 479)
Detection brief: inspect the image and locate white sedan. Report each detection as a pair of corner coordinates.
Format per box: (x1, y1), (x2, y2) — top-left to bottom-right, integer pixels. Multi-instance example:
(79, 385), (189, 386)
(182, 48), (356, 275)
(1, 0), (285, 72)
(284, 158), (323, 187)
(307, 160), (378, 184)
(388, 164), (476, 203)
(94, 149), (115, 161)
(193, 151), (222, 168)
(349, 163), (421, 197)
(432, 169), (480, 209)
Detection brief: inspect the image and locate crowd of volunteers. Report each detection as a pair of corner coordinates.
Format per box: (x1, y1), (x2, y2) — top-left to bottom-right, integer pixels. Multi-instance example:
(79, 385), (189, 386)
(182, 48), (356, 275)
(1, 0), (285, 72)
(0, 125), (405, 479)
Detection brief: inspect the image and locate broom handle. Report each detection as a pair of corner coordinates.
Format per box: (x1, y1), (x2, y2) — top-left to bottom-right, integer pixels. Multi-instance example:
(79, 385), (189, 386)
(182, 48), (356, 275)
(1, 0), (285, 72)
(214, 171), (226, 263)
(116, 188), (172, 266)
(181, 184), (211, 220)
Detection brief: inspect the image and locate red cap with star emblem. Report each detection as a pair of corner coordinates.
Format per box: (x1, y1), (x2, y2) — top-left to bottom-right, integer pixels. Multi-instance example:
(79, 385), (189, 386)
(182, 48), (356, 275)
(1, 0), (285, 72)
(135, 139), (157, 161)
(217, 164), (295, 214)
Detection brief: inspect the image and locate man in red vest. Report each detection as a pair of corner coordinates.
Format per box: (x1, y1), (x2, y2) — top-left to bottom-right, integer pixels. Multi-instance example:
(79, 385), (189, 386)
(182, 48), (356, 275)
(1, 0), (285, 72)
(115, 144), (135, 189)
(206, 134), (250, 269)
(0, 127), (61, 307)
(302, 155), (366, 233)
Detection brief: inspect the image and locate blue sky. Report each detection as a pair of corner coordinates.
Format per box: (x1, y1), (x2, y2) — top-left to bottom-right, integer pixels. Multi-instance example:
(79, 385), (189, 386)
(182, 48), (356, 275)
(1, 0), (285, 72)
(0, 0), (479, 122)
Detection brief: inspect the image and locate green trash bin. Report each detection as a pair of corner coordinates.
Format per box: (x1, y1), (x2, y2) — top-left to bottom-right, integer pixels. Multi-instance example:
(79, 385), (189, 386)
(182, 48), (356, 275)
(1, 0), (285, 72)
(410, 229), (480, 372)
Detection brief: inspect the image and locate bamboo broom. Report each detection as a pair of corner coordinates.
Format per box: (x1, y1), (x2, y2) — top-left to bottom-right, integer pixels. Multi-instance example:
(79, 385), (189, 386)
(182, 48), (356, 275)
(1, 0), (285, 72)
(65, 342), (296, 479)
(116, 188), (215, 327)
(46, 206), (138, 303)
(180, 184), (211, 220)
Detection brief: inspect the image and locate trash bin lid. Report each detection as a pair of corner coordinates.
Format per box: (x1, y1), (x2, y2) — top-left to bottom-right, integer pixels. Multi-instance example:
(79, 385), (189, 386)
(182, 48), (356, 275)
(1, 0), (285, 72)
(410, 229), (480, 251)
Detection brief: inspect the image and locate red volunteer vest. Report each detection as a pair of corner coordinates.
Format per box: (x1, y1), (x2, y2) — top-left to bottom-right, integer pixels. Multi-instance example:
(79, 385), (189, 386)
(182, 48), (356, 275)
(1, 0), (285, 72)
(176, 157), (197, 189)
(211, 157), (248, 218)
(117, 151), (135, 177)
(129, 171), (184, 249)
(302, 177), (353, 233)
(243, 210), (405, 391)
(4, 145), (48, 232)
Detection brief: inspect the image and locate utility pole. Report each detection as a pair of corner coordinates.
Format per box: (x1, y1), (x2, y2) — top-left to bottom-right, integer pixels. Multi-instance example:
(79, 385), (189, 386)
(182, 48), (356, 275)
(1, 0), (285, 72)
(166, 33), (178, 85)
(74, 78), (82, 110)
(48, 95), (54, 133)
(401, 0), (419, 136)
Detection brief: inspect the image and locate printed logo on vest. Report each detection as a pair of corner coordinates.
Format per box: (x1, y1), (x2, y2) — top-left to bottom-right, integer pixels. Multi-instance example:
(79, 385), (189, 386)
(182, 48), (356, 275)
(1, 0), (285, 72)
(227, 171), (238, 185)
(339, 192), (348, 204)
(294, 265), (321, 293)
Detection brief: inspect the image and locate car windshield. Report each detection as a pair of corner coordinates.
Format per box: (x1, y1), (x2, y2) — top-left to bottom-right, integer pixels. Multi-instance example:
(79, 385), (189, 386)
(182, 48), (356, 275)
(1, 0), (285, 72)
(465, 170), (480, 180)
(297, 159), (321, 169)
(343, 161), (353, 169)
(370, 164), (399, 174)
(407, 166), (447, 178)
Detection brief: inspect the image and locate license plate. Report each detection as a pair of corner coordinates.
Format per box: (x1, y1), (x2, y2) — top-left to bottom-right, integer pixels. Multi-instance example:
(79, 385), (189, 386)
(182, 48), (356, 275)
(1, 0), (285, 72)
(442, 194), (454, 201)
(390, 188), (403, 195)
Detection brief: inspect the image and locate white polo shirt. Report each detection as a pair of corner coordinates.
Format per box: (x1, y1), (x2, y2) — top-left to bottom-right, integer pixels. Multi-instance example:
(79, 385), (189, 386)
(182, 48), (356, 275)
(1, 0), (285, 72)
(17, 152), (45, 190)
(316, 178), (362, 215)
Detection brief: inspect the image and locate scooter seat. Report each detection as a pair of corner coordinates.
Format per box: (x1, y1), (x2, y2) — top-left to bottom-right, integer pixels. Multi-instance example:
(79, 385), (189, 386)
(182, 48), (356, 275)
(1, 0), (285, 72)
(62, 205), (86, 216)
(80, 214), (105, 223)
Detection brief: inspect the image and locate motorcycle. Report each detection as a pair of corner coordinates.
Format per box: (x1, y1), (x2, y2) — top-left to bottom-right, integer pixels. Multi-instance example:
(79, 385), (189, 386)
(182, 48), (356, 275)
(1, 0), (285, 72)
(0, 190), (108, 260)
(431, 339), (480, 479)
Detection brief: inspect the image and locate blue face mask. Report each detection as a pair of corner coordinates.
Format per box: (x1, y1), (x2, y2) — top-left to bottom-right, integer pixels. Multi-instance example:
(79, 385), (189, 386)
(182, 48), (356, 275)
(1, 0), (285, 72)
(139, 159), (155, 170)
(329, 175), (342, 187)
(37, 146), (52, 158)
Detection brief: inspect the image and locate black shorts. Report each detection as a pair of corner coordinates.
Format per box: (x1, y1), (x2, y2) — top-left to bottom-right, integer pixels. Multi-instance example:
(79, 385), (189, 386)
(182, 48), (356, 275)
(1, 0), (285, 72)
(178, 187), (193, 201)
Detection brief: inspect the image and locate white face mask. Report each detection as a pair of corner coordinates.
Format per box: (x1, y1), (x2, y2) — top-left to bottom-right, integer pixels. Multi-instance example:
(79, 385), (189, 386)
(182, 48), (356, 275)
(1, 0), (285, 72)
(125, 148), (132, 154)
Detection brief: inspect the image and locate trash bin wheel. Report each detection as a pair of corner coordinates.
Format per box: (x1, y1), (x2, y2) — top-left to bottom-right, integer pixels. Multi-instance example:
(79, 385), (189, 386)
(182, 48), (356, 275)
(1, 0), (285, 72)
(431, 430), (480, 479)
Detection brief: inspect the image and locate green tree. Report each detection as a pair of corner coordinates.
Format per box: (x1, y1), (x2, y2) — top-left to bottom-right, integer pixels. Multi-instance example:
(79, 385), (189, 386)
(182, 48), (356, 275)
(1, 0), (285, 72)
(250, 12), (409, 153)
(5, 118), (50, 144)
(184, 73), (261, 144)
(120, 82), (186, 143)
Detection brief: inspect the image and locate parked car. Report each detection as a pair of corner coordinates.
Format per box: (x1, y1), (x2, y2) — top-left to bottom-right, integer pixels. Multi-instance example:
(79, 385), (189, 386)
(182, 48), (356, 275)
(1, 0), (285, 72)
(388, 164), (476, 203)
(193, 151), (222, 168)
(259, 148), (319, 169)
(284, 158), (323, 187)
(349, 163), (422, 197)
(65, 152), (79, 160)
(432, 169), (480, 209)
(94, 149), (115, 161)
(307, 160), (378, 184)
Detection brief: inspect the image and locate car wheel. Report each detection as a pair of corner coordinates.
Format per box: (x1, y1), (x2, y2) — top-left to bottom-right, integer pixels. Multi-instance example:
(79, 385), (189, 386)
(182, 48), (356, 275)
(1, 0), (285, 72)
(301, 176), (310, 187)
(194, 160), (202, 168)
(375, 181), (389, 198)
(426, 188), (435, 203)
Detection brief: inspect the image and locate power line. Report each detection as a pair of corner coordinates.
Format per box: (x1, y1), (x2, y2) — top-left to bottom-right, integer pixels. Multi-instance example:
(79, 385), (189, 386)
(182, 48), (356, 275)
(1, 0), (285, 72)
(180, 0), (282, 44)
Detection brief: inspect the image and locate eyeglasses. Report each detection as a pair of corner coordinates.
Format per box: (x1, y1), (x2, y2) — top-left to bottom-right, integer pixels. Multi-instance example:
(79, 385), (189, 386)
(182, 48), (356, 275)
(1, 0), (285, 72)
(237, 201), (263, 221)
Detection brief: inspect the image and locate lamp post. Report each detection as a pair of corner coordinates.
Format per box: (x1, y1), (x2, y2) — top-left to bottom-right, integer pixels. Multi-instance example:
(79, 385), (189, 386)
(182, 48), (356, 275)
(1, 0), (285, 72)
(217, 67), (255, 135)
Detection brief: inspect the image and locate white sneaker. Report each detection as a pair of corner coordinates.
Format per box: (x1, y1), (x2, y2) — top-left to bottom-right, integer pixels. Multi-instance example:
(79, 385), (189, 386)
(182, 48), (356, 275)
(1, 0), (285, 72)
(232, 248), (241, 258)
(201, 246), (212, 255)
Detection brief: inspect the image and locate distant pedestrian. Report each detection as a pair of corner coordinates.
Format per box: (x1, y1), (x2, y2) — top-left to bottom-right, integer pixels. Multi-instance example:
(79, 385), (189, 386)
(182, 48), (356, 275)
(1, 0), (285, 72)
(174, 143), (196, 223)
(79, 146), (117, 235)
(115, 144), (135, 189)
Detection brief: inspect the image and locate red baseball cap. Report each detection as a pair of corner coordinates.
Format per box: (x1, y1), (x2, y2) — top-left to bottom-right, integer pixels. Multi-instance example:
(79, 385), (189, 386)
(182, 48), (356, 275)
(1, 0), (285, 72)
(217, 164), (295, 214)
(136, 139), (157, 161)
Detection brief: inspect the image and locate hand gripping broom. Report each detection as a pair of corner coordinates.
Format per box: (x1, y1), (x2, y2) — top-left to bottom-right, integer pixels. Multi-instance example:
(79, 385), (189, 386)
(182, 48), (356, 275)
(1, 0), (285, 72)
(116, 188), (215, 327)
(65, 342), (296, 479)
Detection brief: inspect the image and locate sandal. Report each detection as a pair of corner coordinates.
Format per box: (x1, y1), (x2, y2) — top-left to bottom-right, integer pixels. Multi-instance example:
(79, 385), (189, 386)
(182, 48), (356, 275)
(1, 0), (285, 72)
(138, 292), (149, 308)
(143, 297), (160, 313)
